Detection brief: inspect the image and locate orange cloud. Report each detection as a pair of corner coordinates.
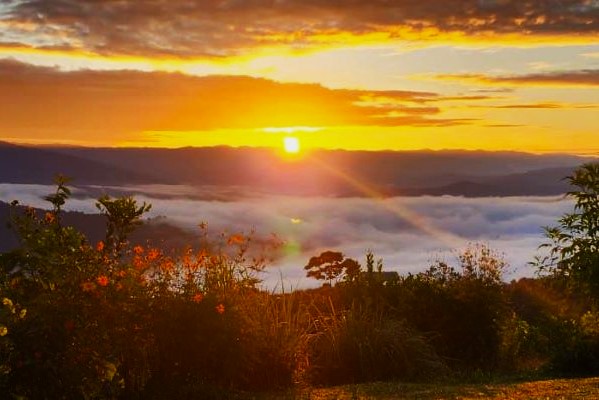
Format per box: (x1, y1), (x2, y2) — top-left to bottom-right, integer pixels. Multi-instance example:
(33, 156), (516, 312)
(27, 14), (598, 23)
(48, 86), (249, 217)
(0, 59), (475, 143)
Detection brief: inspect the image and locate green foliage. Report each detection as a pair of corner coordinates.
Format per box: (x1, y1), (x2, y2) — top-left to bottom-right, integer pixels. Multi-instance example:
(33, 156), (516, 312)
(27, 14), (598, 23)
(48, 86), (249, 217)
(537, 163), (599, 299)
(0, 178), (155, 398)
(96, 194), (151, 256)
(0, 181), (302, 398)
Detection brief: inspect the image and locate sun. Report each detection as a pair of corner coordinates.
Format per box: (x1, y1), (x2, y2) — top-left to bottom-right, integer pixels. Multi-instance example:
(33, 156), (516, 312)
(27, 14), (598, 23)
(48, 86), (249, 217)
(283, 136), (300, 154)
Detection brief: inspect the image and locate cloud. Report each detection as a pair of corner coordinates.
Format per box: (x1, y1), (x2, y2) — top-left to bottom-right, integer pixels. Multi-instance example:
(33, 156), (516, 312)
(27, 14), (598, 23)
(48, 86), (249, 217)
(581, 52), (599, 58)
(105, 193), (576, 287)
(0, 58), (474, 140)
(477, 102), (599, 109)
(0, 183), (573, 288)
(437, 69), (599, 87)
(0, 0), (597, 58)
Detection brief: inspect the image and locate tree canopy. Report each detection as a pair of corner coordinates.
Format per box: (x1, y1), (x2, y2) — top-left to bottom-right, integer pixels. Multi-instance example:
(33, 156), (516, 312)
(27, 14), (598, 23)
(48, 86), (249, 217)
(538, 163), (599, 298)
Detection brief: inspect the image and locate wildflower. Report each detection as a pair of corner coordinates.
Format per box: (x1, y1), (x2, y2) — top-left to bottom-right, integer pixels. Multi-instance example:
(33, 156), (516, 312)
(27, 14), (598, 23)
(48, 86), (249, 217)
(0, 325), (8, 337)
(133, 245), (144, 255)
(147, 248), (160, 261)
(19, 309), (27, 319)
(192, 293), (204, 303)
(215, 303), (225, 314)
(133, 256), (144, 270)
(2, 298), (13, 308)
(228, 234), (244, 245)
(96, 241), (105, 252)
(117, 270), (127, 278)
(44, 212), (55, 224)
(160, 259), (174, 271)
(81, 282), (96, 292)
(96, 275), (109, 287)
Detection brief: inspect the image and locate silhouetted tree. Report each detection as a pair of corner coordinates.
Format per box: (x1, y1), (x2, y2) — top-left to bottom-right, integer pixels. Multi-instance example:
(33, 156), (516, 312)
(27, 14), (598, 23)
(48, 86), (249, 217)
(304, 251), (360, 286)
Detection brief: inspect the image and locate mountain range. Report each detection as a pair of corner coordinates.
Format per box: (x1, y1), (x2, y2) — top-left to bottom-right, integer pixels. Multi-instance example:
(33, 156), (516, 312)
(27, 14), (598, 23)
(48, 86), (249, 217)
(0, 141), (593, 197)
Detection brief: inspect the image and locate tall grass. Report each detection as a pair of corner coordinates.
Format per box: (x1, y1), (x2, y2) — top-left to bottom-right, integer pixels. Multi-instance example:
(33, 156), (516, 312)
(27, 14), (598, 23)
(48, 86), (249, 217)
(308, 301), (446, 385)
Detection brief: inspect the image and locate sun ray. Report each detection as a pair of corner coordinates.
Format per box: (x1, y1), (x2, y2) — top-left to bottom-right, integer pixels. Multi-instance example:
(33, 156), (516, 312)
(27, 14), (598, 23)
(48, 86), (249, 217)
(307, 153), (465, 249)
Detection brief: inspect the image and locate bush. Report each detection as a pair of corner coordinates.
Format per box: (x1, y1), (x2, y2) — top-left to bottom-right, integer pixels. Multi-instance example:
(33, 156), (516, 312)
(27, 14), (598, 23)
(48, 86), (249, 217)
(308, 304), (445, 385)
(392, 244), (509, 371)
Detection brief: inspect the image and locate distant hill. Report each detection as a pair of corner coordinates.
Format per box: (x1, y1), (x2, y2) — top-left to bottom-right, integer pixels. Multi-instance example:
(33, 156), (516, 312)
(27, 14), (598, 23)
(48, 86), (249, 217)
(0, 200), (198, 253)
(0, 142), (592, 197)
(0, 142), (154, 185)
(403, 166), (575, 197)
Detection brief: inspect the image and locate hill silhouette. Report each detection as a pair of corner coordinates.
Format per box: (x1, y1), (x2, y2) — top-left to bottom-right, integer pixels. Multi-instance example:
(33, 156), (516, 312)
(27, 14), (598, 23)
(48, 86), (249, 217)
(0, 142), (590, 196)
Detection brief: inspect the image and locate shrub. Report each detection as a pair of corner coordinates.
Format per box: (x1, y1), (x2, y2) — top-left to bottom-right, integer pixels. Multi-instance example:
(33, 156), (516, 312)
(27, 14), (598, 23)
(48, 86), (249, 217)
(393, 244), (509, 371)
(0, 180), (296, 397)
(308, 304), (445, 385)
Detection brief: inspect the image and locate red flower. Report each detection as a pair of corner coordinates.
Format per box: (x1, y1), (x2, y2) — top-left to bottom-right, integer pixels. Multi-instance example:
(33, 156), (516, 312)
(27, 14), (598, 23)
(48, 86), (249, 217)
(228, 234), (244, 245)
(96, 275), (109, 287)
(81, 282), (96, 292)
(133, 256), (144, 270)
(44, 212), (55, 224)
(147, 248), (160, 261)
(192, 293), (204, 303)
(96, 241), (105, 252)
(215, 303), (225, 314)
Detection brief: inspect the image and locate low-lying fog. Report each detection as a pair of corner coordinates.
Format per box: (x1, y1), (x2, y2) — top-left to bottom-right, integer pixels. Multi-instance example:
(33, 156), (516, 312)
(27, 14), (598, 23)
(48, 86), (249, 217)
(0, 184), (573, 289)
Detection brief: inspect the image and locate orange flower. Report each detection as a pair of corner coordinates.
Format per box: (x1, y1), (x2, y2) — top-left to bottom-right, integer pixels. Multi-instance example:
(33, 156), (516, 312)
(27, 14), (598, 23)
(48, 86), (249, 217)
(80, 282), (96, 292)
(147, 248), (160, 261)
(44, 212), (55, 224)
(133, 256), (144, 270)
(96, 241), (105, 252)
(133, 245), (144, 255)
(116, 270), (127, 278)
(215, 303), (225, 314)
(228, 234), (244, 245)
(96, 275), (109, 287)
(192, 293), (204, 303)
(160, 259), (174, 272)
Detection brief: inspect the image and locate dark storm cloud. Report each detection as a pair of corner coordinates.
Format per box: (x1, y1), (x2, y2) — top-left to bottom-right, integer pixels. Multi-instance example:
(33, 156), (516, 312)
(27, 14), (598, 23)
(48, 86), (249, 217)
(1, 0), (597, 58)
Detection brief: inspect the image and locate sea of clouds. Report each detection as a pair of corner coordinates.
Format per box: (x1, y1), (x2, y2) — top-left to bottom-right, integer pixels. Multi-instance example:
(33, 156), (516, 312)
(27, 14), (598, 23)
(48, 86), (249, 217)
(0, 184), (574, 289)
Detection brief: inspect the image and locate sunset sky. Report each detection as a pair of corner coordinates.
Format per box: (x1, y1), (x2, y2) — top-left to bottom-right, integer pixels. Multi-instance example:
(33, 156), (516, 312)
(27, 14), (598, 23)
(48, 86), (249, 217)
(0, 0), (597, 154)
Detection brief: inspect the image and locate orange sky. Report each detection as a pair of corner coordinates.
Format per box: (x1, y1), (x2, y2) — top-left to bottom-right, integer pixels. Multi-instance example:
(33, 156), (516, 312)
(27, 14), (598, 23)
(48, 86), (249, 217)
(0, 0), (597, 154)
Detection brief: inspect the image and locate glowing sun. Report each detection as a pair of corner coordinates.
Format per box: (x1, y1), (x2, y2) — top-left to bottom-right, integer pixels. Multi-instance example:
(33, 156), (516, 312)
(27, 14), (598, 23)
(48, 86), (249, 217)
(283, 136), (300, 153)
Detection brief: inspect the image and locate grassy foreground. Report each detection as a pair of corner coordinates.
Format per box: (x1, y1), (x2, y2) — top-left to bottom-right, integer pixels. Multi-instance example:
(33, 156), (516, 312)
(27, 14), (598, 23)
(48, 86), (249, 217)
(254, 377), (599, 400)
